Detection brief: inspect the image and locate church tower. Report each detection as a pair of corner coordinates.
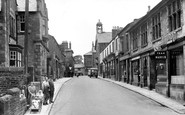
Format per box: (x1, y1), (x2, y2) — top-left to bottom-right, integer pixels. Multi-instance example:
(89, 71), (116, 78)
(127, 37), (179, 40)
(96, 19), (103, 34)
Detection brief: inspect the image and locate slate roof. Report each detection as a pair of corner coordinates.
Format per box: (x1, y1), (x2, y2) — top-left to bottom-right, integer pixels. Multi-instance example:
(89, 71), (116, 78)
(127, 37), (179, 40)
(96, 32), (112, 43)
(17, 0), (37, 11)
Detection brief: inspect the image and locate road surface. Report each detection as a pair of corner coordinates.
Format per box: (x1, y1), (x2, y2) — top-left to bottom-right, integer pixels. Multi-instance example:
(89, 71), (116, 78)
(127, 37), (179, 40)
(49, 76), (179, 115)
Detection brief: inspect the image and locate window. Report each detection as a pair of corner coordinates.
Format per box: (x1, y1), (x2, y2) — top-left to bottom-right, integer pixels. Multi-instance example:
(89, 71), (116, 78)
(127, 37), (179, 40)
(168, 0), (181, 32)
(10, 51), (16, 67)
(141, 23), (148, 46)
(107, 48), (108, 56)
(109, 45), (111, 54)
(17, 52), (22, 67)
(112, 42), (114, 52)
(132, 60), (139, 75)
(20, 14), (25, 32)
(126, 34), (129, 52)
(9, 15), (16, 38)
(132, 29), (139, 50)
(152, 13), (161, 40)
(10, 51), (22, 67)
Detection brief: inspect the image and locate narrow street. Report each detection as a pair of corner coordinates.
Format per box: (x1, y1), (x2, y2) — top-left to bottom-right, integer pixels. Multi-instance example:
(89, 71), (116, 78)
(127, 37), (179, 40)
(49, 76), (179, 115)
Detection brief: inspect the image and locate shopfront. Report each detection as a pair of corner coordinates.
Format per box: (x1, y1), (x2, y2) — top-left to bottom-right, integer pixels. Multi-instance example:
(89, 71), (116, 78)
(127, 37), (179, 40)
(120, 58), (129, 83)
(155, 51), (168, 95)
(140, 56), (148, 87)
(169, 46), (185, 101)
(131, 56), (140, 86)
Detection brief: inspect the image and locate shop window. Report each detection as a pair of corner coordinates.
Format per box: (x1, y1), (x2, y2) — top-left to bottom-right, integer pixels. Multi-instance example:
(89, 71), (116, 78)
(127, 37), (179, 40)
(156, 60), (166, 75)
(171, 51), (184, 75)
(132, 60), (139, 75)
(168, 0), (182, 32)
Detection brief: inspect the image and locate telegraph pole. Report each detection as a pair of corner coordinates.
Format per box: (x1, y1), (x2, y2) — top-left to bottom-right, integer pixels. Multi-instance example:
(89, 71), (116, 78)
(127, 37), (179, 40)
(24, 0), (29, 78)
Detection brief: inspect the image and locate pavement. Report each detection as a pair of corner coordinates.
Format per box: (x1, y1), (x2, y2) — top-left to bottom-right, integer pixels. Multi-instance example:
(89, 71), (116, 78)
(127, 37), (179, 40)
(99, 77), (185, 114)
(24, 77), (72, 115)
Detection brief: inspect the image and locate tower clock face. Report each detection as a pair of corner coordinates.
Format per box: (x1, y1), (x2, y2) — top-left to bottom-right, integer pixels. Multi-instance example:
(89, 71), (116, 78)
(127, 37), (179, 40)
(98, 29), (101, 33)
(97, 26), (102, 33)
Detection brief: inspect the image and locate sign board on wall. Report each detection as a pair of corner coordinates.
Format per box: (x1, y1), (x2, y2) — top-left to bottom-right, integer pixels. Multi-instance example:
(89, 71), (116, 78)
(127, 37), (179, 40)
(155, 51), (167, 59)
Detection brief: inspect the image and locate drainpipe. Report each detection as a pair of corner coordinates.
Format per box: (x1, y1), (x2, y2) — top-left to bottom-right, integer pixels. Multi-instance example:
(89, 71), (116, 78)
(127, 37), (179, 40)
(167, 50), (171, 97)
(24, 0), (29, 80)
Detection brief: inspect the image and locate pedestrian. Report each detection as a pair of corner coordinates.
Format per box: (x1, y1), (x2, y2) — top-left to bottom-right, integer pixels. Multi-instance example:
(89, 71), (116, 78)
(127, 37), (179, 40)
(42, 76), (50, 105)
(48, 77), (55, 103)
(28, 82), (36, 105)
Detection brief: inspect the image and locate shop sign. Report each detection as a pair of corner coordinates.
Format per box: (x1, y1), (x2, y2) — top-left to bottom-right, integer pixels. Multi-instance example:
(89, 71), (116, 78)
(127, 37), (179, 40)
(155, 51), (166, 59)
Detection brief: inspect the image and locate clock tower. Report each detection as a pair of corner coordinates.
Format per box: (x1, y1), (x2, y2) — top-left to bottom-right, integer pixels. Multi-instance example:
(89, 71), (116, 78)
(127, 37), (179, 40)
(96, 19), (103, 34)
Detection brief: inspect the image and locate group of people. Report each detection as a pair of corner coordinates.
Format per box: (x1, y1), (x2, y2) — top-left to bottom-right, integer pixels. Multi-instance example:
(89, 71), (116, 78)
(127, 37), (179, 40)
(28, 76), (55, 106)
(42, 76), (55, 105)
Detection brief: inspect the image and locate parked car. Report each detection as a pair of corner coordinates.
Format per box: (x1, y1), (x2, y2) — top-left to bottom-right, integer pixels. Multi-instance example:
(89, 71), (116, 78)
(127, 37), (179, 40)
(88, 68), (98, 78)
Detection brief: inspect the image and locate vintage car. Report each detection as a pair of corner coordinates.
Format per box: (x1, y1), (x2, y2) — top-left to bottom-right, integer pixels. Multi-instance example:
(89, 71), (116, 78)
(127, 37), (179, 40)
(88, 68), (98, 78)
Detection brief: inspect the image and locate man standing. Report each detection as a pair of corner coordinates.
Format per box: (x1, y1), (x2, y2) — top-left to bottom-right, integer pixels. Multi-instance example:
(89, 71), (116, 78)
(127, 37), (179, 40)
(49, 77), (55, 103)
(42, 76), (50, 105)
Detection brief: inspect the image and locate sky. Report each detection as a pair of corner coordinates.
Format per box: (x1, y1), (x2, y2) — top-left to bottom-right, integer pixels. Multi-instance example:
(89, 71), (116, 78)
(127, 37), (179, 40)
(45, 0), (162, 56)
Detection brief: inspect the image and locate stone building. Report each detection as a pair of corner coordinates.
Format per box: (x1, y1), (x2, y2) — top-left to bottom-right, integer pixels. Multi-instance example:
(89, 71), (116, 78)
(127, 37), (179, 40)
(95, 20), (112, 76)
(100, 0), (185, 103)
(84, 42), (97, 75)
(84, 51), (94, 75)
(17, 0), (49, 83)
(0, 0), (26, 115)
(48, 35), (65, 80)
(74, 55), (83, 64)
(60, 41), (75, 77)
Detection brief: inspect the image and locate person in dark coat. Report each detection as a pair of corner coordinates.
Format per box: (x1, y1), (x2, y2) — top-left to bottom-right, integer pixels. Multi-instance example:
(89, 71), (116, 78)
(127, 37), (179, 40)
(49, 77), (55, 103)
(42, 77), (50, 105)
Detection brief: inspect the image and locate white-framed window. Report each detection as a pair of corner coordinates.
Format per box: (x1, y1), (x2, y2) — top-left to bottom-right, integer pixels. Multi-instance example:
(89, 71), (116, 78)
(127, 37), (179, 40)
(17, 52), (22, 67)
(10, 51), (22, 67)
(10, 51), (16, 67)
(20, 14), (25, 32)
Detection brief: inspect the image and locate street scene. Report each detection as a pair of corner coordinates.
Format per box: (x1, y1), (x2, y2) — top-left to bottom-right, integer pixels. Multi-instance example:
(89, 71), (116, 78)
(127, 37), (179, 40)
(1, 0), (185, 115)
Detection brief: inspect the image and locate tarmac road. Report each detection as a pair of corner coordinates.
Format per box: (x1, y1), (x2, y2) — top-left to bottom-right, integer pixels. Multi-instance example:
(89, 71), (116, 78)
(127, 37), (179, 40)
(49, 76), (179, 115)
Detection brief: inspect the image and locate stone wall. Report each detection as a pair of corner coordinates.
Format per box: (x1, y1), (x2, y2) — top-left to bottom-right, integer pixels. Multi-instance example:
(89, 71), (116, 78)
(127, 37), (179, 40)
(0, 88), (27, 115)
(0, 67), (26, 94)
(0, 67), (27, 115)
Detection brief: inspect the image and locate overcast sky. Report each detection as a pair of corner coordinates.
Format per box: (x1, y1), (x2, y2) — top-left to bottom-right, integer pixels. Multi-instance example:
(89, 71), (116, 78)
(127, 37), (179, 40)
(45, 0), (162, 56)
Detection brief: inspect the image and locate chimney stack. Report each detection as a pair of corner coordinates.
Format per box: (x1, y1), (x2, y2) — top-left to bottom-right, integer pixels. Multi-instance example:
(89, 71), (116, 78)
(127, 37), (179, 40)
(147, 6), (151, 13)
(69, 42), (71, 49)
